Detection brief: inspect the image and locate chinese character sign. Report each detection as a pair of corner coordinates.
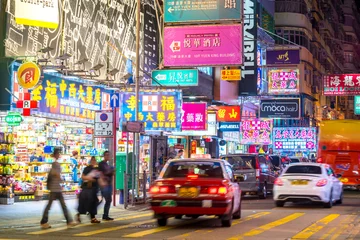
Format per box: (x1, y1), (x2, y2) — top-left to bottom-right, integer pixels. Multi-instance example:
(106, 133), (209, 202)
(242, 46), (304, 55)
(268, 69), (300, 95)
(273, 127), (317, 151)
(323, 74), (360, 96)
(241, 119), (273, 145)
(216, 106), (241, 122)
(120, 91), (181, 131)
(181, 102), (207, 130)
(164, 24), (242, 67)
(28, 74), (110, 121)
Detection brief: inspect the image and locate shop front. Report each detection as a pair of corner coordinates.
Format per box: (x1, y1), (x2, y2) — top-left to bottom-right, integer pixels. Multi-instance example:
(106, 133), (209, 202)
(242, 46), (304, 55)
(0, 62), (112, 203)
(218, 122), (241, 156)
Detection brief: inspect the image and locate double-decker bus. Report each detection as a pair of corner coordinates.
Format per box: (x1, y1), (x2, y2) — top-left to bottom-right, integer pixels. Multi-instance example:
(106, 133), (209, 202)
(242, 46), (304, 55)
(317, 120), (360, 188)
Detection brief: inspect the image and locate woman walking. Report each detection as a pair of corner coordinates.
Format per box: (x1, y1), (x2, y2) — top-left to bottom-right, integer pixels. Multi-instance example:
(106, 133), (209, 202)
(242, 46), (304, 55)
(76, 156), (101, 223)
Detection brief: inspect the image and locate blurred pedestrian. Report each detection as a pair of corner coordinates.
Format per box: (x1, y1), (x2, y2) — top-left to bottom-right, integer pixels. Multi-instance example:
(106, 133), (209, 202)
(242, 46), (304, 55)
(71, 151), (79, 183)
(76, 156), (101, 223)
(98, 151), (114, 221)
(176, 150), (184, 159)
(40, 149), (77, 229)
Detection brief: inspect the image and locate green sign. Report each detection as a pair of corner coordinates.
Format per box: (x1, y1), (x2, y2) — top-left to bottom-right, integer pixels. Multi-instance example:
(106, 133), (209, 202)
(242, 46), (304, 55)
(261, 7), (275, 38)
(161, 200), (177, 207)
(151, 69), (199, 87)
(164, 0), (242, 23)
(5, 112), (23, 126)
(355, 96), (360, 115)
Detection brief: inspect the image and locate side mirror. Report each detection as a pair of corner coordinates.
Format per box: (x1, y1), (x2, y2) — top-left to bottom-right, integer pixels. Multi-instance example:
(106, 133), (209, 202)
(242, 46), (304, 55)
(336, 174), (342, 178)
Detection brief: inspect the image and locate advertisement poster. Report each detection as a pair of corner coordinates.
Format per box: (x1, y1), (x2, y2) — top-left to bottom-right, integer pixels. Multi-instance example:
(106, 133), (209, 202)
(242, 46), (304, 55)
(260, 98), (300, 119)
(241, 119), (273, 145)
(216, 106), (241, 122)
(273, 127), (317, 151)
(172, 113), (217, 136)
(120, 91), (182, 131)
(181, 103), (207, 130)
(266, 49), (300, 65)
(164, 0), (242, 23)
(323, 74), (360, 95)
(268, 69), (300, 94)
(21, 73), (111, 123)
(163, 24), (242, 67)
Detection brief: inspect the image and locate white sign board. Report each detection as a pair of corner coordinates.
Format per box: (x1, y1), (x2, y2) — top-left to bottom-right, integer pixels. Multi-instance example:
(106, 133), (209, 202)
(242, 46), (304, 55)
(15, 0), (59, 29)
(94, 111), (113, 137)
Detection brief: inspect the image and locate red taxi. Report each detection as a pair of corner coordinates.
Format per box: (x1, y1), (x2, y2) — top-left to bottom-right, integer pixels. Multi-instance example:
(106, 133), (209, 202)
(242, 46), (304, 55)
(149, 158), (242, 227)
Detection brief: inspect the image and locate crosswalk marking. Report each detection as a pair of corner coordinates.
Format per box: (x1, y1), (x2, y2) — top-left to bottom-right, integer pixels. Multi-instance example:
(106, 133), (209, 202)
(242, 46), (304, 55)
(74, 219), (155, 237)
(27, 212), (152, 235)
(168, 212), (271, 240)
(319, 227), (337, 240)
(330, 215), (357, 240)
(122, 216), (215, 238)
(291, 214), (340, 239)
(227, 213), (305, 240)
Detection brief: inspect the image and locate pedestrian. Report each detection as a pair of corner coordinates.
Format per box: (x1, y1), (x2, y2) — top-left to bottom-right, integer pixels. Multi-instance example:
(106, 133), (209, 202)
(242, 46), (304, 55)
(40, 149), (77, 229)
(70, 151), (79, 183)
(98, 151), (114, 221)
(76, 156), (101, 224)
(176, 150), (184, 159)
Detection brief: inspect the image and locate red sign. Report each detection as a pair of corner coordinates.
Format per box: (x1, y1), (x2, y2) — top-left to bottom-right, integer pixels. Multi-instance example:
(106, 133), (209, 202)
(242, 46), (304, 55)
(323, 74), (360, 95)
(16, 93), (38, 116)
(216, 106), (241, 122)
(190, 140), (197, 154)
(174, 144), (184, 150)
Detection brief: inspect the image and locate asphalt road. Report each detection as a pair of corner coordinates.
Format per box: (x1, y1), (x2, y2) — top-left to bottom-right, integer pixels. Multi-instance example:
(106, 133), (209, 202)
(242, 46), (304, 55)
(1, 192), (360, 240)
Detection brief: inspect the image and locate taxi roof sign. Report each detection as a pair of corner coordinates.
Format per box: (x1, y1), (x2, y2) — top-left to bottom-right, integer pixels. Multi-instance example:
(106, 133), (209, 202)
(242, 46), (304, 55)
(191, 154), (212, 159)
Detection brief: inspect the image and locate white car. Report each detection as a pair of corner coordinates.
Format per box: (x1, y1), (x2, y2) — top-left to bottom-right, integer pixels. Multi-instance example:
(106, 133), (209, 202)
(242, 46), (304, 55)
(273, 163), (343, 208)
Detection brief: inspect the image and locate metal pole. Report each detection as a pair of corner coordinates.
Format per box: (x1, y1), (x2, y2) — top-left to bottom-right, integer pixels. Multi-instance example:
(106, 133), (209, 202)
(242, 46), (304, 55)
(335, 96), (338, 119)
(125, 132), (129, 208)
(112, 108), (117, 207)
(134, 0), (141, 204)
(131, 133), (135, 206)
(124, 172), (128, 209)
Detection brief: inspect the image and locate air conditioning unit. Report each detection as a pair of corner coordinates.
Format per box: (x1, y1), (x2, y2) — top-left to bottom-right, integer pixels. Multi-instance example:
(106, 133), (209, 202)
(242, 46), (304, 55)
(311, 86), (319, 94)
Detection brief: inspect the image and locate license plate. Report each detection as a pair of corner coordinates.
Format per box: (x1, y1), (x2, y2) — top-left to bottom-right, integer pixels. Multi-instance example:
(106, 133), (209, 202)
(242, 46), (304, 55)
(161, 200), (176, 207)
(291, 180), (308, 185)
(178, 187), (199, 198)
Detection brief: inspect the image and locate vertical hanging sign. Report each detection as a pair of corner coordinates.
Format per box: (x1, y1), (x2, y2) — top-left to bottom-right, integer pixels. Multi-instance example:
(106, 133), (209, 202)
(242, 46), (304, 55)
(240, 0), (258, 95)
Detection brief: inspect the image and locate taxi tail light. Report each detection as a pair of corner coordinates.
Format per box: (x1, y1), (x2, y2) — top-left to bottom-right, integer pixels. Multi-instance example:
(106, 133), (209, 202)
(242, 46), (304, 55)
(255, 160), (260, 180)
(149, 185), (176, 194)
(316, 179), (328, 187)
(256, 169), (260, 179)
(274, 178), (284, 186)
(208, 186), (228, 195)
(187, 174), (198, 179)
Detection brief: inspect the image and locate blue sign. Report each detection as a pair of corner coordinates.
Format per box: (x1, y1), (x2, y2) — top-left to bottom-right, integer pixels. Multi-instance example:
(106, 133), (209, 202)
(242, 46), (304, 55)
(164, 0), (242, 23)
(110, 93), (120, 108)
(219, 122), (240, 132)
(126, 59), (133, 84)
(120, 91), (182, 131)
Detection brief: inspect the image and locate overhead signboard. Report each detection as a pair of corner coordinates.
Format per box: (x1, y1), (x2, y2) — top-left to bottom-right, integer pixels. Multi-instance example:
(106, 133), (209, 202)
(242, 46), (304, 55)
(323, 74), (360, 96)
(241, 119), (272, 145)
(355, 96), (360, 115)
(94, 111), (113, 138)
(171, 113), (217, 136)
(216, 106), (241, 122)
(15, 0), (59, 29)
(164, 0), (242, 23)
(273, 127), (317, 151)
(164, 24), (243, 67)
(221, 70), (241, 81)
(260, 98), (301, 119)
(181, 102), (207, 131)
(123, 121), (145, 133)
(268, 69), (300, 95)
(219, 122), (240, 132)
(266, 49), (300, 65)
(17, 62), (41, 89)
(151, 69), (199, 87)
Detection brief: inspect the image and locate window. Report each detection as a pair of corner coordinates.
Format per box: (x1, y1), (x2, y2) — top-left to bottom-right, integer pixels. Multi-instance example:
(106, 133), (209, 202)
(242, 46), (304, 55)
(275, 0), (307, 14)
(285, 165), (322, 174)
(163, 161), (223, 178)
(344, 52), (353, 63)
(270, 156), (281, 167)
(225, 165), (234, 181)
(223, 156), (256, 170)
(275, 29), (310, 50)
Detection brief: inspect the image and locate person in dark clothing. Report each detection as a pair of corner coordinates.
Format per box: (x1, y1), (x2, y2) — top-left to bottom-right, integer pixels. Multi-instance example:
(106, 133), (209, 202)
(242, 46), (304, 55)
(76, 157), (101, 223)
(98, 151), (114, 221)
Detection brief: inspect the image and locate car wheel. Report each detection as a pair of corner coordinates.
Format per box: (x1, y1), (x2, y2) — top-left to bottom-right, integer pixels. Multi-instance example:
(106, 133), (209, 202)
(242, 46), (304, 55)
(324, 191), (333, 208)
(175, 215), (183, 219)
(259, 184), (267, 199)
(233, 198), (242, 219)
(275, 201), (285, 207)
(157, 218), (168, 226)
(336, 191), (343, 204)
(221, 200), (234, 227)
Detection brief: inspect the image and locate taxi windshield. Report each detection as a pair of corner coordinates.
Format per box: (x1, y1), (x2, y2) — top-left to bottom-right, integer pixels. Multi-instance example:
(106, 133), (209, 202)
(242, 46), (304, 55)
(163, 161), (223, 178)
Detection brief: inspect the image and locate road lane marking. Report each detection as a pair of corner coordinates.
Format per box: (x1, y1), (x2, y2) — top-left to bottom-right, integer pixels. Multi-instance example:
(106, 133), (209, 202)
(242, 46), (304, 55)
(122, 216), (215, 238)
(291, 214), (340, 239)
(27, 212), (152, 235)
(74, 219), (155, 237)
(330, 215), (357, 240)
(168, 212), (271, 240)
(319, 227), (337, 240)
(228, 213), (305, 240)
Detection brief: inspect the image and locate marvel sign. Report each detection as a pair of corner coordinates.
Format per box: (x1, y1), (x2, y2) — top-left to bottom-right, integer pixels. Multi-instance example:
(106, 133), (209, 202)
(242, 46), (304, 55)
(323, 74), (360, 96)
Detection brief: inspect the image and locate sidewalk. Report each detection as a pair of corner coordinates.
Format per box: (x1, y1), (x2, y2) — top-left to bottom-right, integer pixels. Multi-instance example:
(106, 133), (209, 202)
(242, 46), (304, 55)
(0, 196), (149, 229)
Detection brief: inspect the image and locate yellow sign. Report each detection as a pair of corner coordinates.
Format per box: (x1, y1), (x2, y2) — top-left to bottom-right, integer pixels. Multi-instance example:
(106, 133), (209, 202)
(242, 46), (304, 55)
(221, 70), (241, 81)
(17, 62), (41, 89)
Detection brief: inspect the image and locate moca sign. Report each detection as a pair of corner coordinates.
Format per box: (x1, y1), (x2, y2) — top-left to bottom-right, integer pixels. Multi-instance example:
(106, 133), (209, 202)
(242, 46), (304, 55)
(15, 0), (59, 29)
(260, 98), (300, 119)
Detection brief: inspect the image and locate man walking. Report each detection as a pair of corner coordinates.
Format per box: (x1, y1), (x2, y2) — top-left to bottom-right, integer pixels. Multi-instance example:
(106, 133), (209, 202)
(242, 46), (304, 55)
(98, 151), (114, 221)
(40, 149), (77, 229)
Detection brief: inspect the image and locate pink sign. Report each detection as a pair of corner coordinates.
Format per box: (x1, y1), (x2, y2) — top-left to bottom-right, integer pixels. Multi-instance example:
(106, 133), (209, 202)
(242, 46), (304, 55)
(181, 102), (207, 130)
(241, 119), (273, 145)
(164, 24), (243, 67)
